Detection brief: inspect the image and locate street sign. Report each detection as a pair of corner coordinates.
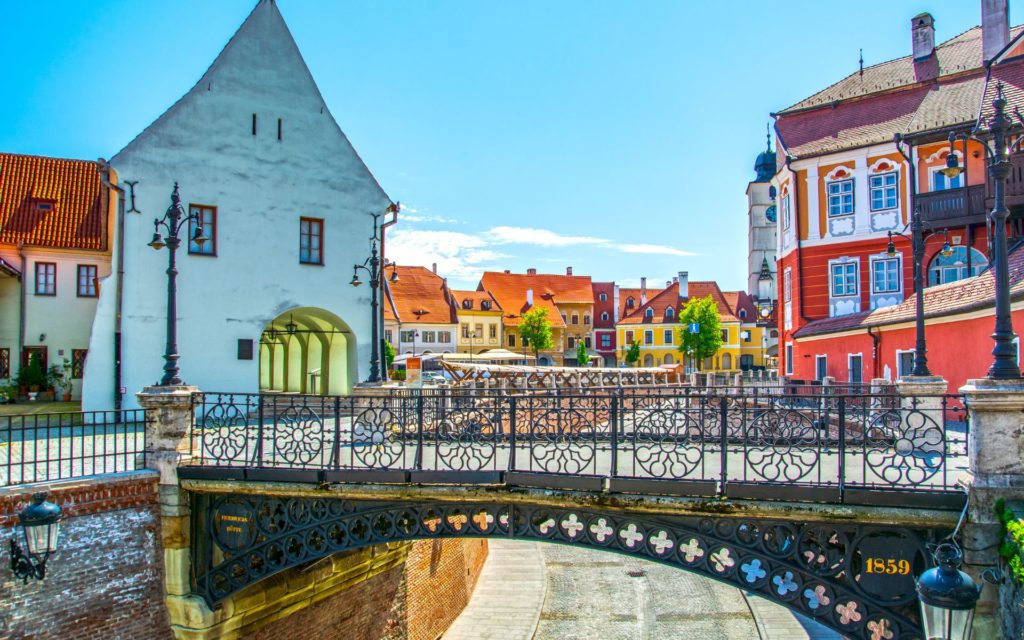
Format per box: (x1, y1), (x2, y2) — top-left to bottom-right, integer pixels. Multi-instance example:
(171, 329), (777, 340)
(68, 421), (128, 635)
(688, 322), (700, 334)
(406, 357), (422, 387)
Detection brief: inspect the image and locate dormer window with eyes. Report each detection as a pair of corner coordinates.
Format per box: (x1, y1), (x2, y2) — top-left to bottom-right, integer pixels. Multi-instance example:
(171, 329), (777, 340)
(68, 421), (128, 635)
(480, 300), (491, 310)
(463, 299), (473, 309)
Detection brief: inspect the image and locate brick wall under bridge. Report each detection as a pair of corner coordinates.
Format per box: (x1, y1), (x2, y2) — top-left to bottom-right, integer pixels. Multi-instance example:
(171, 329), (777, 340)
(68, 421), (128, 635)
(182, 478), (962, 640)
(0, 470), (487, 640)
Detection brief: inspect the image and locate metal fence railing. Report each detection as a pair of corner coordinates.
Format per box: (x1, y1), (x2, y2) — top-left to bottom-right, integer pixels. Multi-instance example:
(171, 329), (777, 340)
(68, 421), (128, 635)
(1, 409), (147, 487)
(188, 390), (967, 506)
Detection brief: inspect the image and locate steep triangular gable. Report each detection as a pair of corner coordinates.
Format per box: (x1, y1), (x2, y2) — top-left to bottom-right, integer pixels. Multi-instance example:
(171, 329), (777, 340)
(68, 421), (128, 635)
(112, 0), (389, 200)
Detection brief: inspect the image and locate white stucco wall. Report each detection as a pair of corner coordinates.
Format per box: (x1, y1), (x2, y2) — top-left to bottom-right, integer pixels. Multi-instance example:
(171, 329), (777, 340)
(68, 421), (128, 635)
(82, 1), (391, 410)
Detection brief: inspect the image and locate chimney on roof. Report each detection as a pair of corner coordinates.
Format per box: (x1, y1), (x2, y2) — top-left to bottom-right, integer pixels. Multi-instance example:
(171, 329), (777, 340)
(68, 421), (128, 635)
(983, 0), (1010, 63)
(678, 271), (689, 299)
(666, 280), (672, 287)
(527, 268), (537, 276)
(432, 262), (437, 274)
(504, 270), (511, 274)
(911, 13), (935, 61)
(526, 288), (534, 306)
(640, 277), (648, 305)
(672, 276), (679, 284)
(566, 266), (573, 276)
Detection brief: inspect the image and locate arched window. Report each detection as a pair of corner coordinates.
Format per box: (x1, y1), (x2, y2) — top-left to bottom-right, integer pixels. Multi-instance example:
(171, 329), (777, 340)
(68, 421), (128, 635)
(643, 354), (654, 367)
(599, 293), (607, 301)
(626, 297), (635, 308)
(601, 312), (609, 321)
(665, 307), (674, 319)
(928, 247), (988, 286)
(663, 353), (674, 365)
(645, 308), (654, 318)
(739, 309), (746, 319)
(722, 353), (732, 370)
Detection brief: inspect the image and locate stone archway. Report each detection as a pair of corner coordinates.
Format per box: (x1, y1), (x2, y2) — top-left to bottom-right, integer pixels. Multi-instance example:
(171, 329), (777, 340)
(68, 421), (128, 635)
(258, 307), (357, 395)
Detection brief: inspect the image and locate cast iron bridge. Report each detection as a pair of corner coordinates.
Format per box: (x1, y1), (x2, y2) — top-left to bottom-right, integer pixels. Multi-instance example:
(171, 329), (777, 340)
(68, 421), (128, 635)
(180, 387), (969, 640)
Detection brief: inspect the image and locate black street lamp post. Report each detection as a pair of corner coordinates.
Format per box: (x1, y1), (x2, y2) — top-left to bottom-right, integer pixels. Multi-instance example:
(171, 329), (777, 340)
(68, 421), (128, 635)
(885, 226), (953, 378)
(148, 184), (208, 386)
(916, 543), (982, 640)
(944, 84), (1022, 379)
(351, 206), (399, 383)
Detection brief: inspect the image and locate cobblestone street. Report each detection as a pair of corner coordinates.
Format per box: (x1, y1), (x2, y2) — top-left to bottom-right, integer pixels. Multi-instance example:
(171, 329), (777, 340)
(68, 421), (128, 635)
(447, 540), (842, 640)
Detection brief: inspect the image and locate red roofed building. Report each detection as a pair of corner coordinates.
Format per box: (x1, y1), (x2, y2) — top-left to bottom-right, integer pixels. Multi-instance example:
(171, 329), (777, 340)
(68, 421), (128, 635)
(383, 265), (458, 356)
(0, 153), (118, 397)
(479, 267), (594, 366)
(791, 242), (1024, 391)
(771, 2), (1024, 384)
(592, 281), (617, 366)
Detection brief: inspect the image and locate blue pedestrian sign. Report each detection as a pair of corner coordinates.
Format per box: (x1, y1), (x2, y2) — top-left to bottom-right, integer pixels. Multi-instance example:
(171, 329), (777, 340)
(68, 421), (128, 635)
(688, 322), (700, 334)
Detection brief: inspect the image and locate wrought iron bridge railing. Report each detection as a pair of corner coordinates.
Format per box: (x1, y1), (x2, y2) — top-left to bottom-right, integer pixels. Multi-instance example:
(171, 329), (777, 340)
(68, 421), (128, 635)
(185, 388), (968, 509)
(1, 409), (147, 487)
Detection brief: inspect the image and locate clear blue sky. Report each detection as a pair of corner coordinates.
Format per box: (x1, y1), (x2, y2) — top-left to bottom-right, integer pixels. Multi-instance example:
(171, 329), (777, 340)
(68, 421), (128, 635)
(0, 0), (995, 290)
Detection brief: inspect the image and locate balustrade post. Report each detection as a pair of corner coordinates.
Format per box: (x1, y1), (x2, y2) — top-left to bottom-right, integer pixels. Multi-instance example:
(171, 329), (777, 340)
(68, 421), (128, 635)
(960, 377), (1024, 639)
(837, 396), (846, 502)
(610, 393), (618, 479)
(136, 385), (218, 629)
(415, 392), (425, 470)
(508, 396), (517, 472)
(719, 395), (729, 496)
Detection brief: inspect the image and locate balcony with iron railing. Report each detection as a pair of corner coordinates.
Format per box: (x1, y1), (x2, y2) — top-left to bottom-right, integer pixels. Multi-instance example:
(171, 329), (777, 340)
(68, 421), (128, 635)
(916, 184), (987, 230)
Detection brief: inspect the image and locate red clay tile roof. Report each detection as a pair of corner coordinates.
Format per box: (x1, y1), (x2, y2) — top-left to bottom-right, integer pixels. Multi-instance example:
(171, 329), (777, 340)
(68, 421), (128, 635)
(794, 243), (1024, 338)
(450, 289), (501, 312)
(383, 266), (457, 325)
(618, 287), (652, 319)
(479, 271), (593, 327)
(619, 281), (739, 325)
(722, 290), (759, 323)
(775, 25), (1024, 159)
(0, 153), (108, 251)
(779, 26), (1021, 114)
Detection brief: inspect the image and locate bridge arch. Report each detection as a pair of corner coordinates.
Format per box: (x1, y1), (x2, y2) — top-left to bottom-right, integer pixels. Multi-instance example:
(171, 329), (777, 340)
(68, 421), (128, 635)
(194, 494), (936, 640)
(258, 307), (357, 395)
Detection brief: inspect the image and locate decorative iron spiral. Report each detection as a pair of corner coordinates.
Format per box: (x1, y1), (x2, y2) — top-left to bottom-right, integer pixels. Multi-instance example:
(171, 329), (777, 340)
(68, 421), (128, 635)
(631, 407), (704, 478)
(864, 408), (944, 486)
(744, 409), (820, 483)
(200, 399), (252, 464)
(435, 408), (498, 471)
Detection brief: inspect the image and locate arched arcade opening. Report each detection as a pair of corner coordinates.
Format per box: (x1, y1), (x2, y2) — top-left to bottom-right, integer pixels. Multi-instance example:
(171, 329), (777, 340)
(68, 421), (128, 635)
(258, 307), (357, 395)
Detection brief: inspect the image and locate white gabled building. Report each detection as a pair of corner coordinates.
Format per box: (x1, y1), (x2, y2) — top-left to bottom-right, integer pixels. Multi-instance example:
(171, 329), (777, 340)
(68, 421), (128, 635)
(83, 0), (393, 409)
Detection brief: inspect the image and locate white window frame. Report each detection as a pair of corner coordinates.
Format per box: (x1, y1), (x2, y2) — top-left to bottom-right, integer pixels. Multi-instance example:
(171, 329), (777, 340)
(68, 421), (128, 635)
(815, 354), (828, 381)
(869, 172), (898, 211)
(601, 311), (609, 321)
(644, 330), (653, 345)
(870, 255), (902, 294)
(645, 308), (654, 318)
(663, 329), (673, 344)
(896, 349), (915, 378)
(781, 190), (792, 230)
(829, 259), (859, 298)
(930, 167), (963, 192)
(785, 343), (794, 375)
(784, 268), (792, 302)
(848, 353), (863, 384)
(665, 307), (674, 319)
(827, 179), (854, 216)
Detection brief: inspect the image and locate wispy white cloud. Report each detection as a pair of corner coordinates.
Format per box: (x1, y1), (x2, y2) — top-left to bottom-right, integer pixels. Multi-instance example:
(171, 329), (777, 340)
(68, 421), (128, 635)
(618, 243), (696, 257)
(485, 226), (606, 247)
(386, 229), (505, 281)
(397, 203), (458, 224)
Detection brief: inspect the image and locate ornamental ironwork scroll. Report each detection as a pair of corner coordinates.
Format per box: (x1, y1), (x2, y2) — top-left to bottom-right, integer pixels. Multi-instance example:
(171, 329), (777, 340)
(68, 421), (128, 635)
(193, 494), (946, 640)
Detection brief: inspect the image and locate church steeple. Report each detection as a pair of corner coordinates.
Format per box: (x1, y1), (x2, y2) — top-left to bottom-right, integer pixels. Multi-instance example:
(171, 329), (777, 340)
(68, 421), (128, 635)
(754, 125), (777, 183)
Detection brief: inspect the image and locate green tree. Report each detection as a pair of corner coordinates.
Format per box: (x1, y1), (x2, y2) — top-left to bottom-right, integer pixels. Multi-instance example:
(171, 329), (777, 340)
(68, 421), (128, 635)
(576, 340), (590, 367)
(518, 307), (554, 361)
(624, 340), (641, 368)
(17, 352), (45, 390)
(383, 340), (396, 369)
(677, 295), (723, 371)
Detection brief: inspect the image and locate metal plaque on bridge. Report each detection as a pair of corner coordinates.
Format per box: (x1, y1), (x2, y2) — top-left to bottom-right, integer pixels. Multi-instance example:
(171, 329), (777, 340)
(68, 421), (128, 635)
(853, 532), (921, 601)
(212, 498), (257, 552)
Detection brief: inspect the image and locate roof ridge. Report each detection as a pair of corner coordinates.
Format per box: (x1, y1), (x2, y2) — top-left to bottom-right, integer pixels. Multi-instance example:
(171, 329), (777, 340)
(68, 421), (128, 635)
(0, 152), (100, 166)
(777, 23), (1016, 115)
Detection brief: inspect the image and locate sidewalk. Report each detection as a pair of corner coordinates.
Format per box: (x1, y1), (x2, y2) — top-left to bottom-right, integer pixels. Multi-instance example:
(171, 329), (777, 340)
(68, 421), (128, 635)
(442, 540), (547, 640)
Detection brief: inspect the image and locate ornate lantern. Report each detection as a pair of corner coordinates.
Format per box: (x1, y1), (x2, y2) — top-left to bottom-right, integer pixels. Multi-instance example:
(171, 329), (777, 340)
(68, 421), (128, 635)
(10, 492), (62, 583)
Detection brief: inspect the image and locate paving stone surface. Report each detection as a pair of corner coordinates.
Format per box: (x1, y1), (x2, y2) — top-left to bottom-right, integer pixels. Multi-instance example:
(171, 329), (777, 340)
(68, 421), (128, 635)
(448, 540), (844, 640)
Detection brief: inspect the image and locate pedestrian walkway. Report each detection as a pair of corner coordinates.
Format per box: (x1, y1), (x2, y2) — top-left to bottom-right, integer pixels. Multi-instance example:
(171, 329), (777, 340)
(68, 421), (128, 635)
(745, 592), (844, 640)
(442, 540), (547, 640)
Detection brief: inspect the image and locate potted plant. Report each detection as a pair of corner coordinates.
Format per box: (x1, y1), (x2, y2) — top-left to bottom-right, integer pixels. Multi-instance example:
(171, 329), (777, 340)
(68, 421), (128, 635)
(59, 358), (74, 402)
(0, 382), (17, 404)
(17, 353), (45, 401)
